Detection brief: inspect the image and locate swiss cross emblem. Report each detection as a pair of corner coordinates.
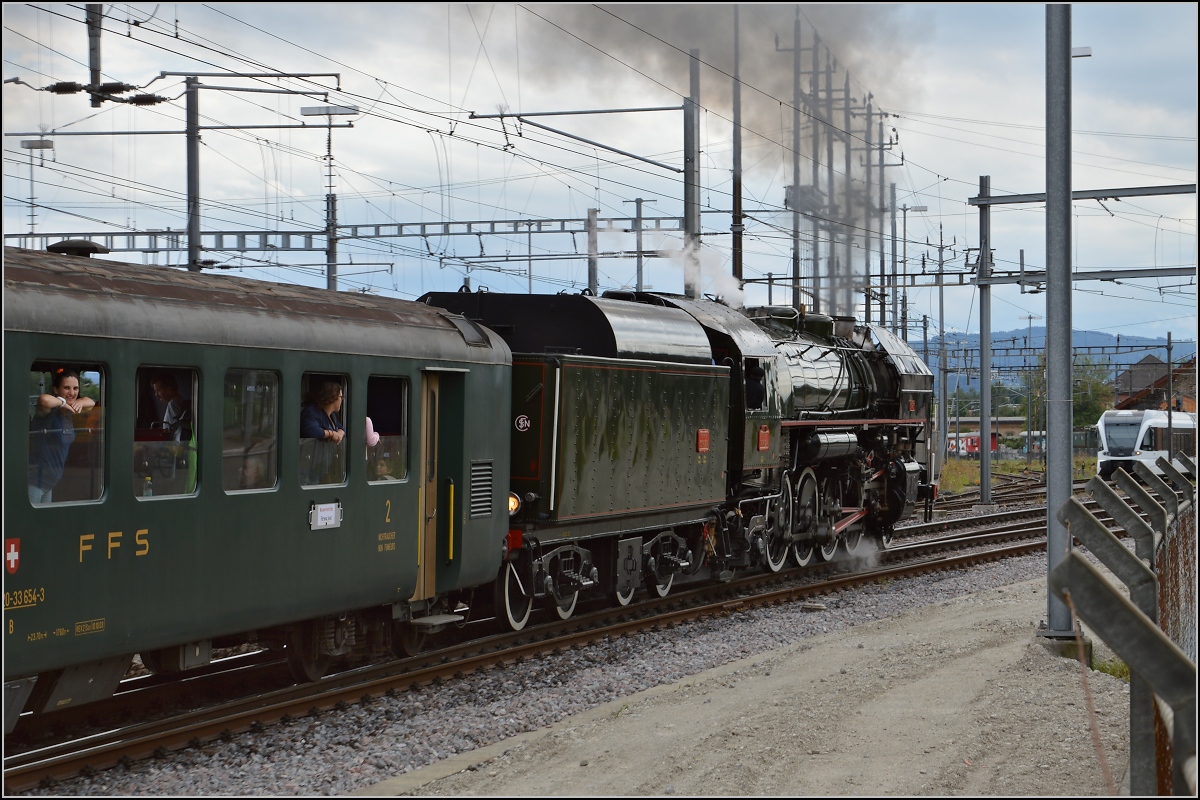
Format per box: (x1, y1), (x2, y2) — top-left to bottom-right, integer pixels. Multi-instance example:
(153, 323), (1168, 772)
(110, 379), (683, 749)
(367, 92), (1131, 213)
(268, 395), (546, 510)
(5, 538), (19, 575)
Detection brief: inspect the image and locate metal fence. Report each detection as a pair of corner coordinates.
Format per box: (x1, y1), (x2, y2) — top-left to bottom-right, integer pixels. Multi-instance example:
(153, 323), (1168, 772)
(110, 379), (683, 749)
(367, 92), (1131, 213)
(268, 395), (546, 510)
(1051, 453), (1196, 796)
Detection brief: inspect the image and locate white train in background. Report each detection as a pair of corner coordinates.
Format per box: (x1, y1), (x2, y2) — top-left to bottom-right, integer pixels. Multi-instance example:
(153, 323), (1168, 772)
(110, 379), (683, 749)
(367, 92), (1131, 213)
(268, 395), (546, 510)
(1096, 409), (1197, 479)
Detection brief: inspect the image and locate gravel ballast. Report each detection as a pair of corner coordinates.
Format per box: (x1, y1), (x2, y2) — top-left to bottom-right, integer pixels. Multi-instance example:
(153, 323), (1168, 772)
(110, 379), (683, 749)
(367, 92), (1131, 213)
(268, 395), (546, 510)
(23, 548), (1130, 796)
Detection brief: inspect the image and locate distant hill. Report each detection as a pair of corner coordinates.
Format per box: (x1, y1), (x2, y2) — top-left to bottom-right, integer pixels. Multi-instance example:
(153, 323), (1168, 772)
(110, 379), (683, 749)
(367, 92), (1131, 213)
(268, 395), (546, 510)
(916, 328), (1196, 390)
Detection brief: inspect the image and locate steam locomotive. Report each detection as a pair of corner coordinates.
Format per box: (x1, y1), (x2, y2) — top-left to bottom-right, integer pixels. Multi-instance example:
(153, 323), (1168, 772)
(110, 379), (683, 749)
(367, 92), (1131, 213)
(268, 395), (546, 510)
(422, 291), (935, 629)
(3, 247), (932, 731)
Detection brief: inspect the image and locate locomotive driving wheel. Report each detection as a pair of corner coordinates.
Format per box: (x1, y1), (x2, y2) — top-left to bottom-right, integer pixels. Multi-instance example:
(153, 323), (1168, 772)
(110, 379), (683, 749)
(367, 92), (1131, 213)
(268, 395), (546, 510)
(764, 473), (793, 572)
(790, 468), (818, 567)
(817, 475), (842, 562)
(841, 480), (866, 555)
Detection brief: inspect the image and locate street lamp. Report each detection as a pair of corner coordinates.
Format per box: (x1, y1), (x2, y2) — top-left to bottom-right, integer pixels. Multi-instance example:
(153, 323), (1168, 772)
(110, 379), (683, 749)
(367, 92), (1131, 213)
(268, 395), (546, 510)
(900, 204), (927, 342)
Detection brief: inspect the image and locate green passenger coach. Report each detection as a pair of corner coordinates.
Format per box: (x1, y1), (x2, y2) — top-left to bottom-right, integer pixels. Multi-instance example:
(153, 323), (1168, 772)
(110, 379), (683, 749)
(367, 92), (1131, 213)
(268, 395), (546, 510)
(3, 247), (511, 732)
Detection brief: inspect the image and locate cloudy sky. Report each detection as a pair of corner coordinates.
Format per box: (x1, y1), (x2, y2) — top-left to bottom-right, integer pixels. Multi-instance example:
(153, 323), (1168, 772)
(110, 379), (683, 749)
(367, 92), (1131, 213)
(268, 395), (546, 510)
(3, 3), (1196, 345)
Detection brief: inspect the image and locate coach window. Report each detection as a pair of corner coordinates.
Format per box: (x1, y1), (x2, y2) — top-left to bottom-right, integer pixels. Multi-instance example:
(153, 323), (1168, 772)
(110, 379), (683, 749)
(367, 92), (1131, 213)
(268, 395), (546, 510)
(366, 376), (409, 483)
(300, 372), (348, 487)
(28, 364), (106, 506)
(133, 367), (198, 499)
(223, 369), (279, 493)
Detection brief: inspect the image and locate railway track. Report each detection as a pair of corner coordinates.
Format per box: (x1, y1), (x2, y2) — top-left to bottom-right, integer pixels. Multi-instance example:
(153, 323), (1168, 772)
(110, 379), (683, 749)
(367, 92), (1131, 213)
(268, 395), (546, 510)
(931, 475), (1092, 513)
(4, 508), (1087, 794)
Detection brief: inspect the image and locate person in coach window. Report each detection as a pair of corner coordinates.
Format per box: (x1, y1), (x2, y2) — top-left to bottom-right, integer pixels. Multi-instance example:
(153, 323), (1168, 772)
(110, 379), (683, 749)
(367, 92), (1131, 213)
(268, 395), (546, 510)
(300, 381), (346, 483)
(29, 369), (96, 504)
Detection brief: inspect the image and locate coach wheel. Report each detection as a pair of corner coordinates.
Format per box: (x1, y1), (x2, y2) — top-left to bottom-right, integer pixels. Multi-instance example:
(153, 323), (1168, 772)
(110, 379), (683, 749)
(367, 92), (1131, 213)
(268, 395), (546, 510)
(765, 475), (793, 573)
(498, 560), (533, 632)
(549, 589), (579, 620)
(286, 620), (331, 683)
(139, 648), (170, 675)
(646, 571), (674, 598)
(791, 469), (818, 567)
(393, 623), (427, 658)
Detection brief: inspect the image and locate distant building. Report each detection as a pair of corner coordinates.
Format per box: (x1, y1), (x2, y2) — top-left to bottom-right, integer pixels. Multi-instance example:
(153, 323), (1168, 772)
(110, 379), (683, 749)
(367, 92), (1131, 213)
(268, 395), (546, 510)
(1115, 356), (1197, 413)
(1113, 354), (1167, 406)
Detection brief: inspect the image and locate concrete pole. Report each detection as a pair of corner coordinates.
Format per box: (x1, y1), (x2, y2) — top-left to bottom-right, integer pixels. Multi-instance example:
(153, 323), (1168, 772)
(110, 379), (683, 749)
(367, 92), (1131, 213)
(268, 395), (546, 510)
(326, 192), (338, 291)
(86, 4), (102, 108)
(1167, 332), (1174, 459)
(325, 118), (338, 291)
(811, 30), (821, 314)
(938, 227), (948, 472)
(731, 8), (743, 284)
(890, 183), (898, 334)
(864, 96), (873, 324)
(878, 116), (886, 327)
(922, 316), (929, 372)
(791, 12), (802, 312)
(842, 71), (853, 317)
(979, 176), (993, 503)
(823, 49), (835, 315)
(684, 49), (701, 299)
(587, 208), (598, 294)
(186, 77), (201, 272)
(634, 200), (645, 292)
(1044, 3), (1074, 638)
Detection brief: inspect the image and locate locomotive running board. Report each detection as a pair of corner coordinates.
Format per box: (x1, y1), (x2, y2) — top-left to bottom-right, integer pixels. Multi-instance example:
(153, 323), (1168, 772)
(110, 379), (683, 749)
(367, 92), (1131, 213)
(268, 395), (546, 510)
(410, 613), (465, 628)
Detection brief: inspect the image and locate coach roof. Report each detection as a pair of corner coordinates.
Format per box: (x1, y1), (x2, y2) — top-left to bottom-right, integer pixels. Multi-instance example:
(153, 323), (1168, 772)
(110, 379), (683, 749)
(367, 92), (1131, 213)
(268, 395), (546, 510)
(3, 247), (509, 365)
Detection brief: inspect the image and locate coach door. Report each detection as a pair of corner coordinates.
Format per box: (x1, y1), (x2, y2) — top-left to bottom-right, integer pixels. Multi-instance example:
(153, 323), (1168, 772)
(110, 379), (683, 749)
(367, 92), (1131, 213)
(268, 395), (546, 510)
(413, 369), (467, 603)
(413, 374), (440, 601)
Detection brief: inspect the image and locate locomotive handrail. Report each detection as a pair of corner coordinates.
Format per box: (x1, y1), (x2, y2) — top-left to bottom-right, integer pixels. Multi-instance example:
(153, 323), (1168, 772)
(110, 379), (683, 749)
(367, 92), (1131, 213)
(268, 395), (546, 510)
(735, 487), (784, 510)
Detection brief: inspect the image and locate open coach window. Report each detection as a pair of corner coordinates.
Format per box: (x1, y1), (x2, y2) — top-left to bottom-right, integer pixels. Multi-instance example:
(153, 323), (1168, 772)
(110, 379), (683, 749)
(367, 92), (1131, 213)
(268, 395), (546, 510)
(223, 369), (279, 493)
(367, 375), (409, 483)
(28, 363), (105, 506)
(133, 367), (198, 499)
(300, 372), (348, 487)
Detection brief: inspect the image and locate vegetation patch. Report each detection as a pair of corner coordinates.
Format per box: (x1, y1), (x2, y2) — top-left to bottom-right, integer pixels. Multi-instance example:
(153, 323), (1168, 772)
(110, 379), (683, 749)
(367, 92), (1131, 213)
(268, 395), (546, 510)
(1093, 657), (1131, 683)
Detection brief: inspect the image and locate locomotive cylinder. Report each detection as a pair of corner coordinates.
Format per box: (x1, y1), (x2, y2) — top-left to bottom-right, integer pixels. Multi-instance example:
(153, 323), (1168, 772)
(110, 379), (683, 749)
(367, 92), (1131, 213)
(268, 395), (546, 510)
(795, 431), (859, 463)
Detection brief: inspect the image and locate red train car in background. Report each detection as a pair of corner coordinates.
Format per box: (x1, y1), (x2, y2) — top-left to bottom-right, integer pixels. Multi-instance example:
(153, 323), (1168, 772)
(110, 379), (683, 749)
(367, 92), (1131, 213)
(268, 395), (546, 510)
(948, 431), (997, 458)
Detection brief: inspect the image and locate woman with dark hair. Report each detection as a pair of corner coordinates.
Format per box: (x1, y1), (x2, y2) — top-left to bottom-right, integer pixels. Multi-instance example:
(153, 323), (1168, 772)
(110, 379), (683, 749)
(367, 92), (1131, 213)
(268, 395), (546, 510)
(300, 381), (346, 444)
(29, 369), (96, 504)
(300, 381), (346, 484)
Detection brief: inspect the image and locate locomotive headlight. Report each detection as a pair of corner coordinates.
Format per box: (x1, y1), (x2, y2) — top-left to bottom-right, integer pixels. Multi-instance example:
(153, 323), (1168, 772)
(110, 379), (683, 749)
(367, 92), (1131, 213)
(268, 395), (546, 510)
(508, 492), (522, 516)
